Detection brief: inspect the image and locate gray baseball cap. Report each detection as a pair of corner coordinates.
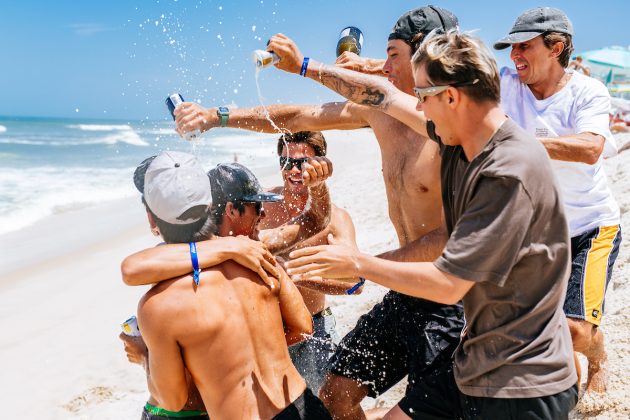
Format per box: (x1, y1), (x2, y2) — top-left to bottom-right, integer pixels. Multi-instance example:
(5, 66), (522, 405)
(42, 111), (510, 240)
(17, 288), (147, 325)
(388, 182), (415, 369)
(140, 151), (212, 225)
(494, 7), (573, 50)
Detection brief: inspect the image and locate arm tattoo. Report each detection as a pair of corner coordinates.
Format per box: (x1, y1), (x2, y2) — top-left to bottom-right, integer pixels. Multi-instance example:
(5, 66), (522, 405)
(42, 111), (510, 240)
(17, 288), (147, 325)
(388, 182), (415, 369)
(319, 64), (392, 110)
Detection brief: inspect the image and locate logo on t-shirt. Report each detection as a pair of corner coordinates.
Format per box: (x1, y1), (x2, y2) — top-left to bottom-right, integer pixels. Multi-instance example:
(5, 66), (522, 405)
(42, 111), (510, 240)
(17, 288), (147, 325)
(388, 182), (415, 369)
(535, 127), (549, 137)
(592, 309), (600, 319)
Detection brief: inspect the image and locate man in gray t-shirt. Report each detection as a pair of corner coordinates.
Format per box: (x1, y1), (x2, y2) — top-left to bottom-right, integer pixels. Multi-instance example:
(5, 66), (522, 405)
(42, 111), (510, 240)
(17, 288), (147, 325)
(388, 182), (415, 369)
(286, 31), (578, 418)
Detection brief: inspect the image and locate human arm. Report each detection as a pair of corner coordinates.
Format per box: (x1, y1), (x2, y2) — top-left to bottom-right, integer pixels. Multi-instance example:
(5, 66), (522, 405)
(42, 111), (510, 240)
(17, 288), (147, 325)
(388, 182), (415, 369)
(138, 297), (189, 411)
(174, 101), (370, 137)
(268, 33), (429, 136)
(277, 266), (313, 345)
(336, 51), (386, 76)
(538, 83), (612, 163)
(287, 244), (473, 305)
(376, 223), (448, 262)
(539, 133), (605, 164)
(121, 235), (278, 287)
(259, 158), (332, 255)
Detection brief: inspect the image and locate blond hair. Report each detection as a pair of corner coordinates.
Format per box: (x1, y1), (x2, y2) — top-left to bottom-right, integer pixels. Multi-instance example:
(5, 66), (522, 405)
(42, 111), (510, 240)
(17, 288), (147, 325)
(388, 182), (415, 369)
(412, 30), (500, 103)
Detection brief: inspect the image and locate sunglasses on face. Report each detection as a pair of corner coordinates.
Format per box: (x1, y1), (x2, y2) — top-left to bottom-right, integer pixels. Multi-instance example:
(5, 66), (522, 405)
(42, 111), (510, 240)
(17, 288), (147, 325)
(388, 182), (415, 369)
(413, 79), (479, 103)
(279, 156), (309, 171)
(238, 201), (263, 215)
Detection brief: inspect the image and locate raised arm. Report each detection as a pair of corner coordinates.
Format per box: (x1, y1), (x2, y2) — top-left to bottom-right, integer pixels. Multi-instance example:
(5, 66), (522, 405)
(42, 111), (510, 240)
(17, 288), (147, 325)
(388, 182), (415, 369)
(174, 101), (370, 137)
(259, 157), (332, 255)
(336, 51), (387, 76)
(268, 33), (429, 137)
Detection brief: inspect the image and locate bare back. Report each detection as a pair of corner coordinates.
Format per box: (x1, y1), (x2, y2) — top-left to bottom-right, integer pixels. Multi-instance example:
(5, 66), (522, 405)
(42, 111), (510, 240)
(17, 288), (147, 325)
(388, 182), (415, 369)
(139, 260), (307, 419)
(363, 108), (442, 245)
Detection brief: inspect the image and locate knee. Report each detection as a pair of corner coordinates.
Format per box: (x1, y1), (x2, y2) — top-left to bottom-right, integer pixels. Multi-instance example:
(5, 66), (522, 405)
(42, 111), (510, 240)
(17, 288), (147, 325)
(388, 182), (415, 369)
(319, 374), (366, 412)
(566, 318), (596, 352)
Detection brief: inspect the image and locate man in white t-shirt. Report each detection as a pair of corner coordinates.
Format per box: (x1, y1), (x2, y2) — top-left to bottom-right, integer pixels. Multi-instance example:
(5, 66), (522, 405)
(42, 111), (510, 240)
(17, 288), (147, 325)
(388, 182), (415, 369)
(494, 7), (622, 395)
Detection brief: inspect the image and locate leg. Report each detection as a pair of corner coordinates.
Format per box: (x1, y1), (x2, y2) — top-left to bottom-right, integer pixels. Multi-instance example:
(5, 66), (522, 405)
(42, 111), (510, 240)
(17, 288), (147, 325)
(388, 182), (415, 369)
(319, 374), (370, 420)
(322, 293), (410, 419)
(566, 318), (607, 393)
(563, 225), (621, 394)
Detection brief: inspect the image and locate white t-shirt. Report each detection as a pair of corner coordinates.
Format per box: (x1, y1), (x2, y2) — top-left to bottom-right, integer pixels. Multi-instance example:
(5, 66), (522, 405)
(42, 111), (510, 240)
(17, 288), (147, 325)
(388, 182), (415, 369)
(500, 68), (620, 237)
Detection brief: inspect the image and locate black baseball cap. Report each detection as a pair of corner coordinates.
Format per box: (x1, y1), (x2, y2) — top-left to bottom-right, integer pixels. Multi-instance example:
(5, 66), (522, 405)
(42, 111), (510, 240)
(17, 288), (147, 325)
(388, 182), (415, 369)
(494, 7), (573, 50)
(208, 163), (283, 204)
(388, 5), (458, 43)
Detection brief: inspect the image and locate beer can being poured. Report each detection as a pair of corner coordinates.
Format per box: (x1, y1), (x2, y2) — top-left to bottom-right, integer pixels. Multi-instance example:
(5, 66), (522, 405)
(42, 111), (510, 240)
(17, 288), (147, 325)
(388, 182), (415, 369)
(336, 26), (364, 57)
(165, 93), (199, 141)
(252, 49), (280, 69)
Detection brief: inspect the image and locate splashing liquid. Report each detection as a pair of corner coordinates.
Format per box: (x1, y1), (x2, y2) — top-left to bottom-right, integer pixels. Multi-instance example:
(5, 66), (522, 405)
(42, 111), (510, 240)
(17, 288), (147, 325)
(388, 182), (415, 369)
(253, 52), (294, 169)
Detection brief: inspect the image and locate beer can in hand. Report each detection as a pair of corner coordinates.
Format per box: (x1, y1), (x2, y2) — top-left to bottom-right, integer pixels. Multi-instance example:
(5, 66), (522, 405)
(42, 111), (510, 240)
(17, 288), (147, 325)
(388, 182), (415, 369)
(252, 50), (280, 69)
(336, 26), (364, 57)
(165, 93), (199, 141)
(121, 315), (141, 337)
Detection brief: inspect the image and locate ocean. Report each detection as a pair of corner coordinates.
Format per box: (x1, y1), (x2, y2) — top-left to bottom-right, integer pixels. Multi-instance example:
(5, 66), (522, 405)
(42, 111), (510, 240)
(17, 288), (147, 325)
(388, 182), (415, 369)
(0, 116), (281, 235)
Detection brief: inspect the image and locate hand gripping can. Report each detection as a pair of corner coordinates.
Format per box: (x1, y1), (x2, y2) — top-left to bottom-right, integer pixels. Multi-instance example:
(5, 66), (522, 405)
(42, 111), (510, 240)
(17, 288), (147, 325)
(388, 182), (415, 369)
(121, 315), (141, 337)
(165, 93), (199, 141)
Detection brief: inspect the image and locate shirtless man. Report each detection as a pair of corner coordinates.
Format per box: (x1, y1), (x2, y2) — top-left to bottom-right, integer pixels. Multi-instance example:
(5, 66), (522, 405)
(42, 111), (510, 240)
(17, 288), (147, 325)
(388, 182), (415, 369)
(173, 7), (464, 418)
(129, 151), (331, 419)
(121, 132), (352, 394)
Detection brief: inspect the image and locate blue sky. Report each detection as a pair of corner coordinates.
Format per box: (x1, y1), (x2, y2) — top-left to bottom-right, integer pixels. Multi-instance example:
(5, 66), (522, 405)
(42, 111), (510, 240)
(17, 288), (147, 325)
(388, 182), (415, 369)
(2, 0), (629, 120)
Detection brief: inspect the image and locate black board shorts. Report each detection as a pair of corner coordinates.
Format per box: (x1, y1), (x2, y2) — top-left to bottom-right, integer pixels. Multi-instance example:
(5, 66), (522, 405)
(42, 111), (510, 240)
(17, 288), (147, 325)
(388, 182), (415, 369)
(272, 387), (332, 420)
(328, 291), (464, 397)
(398, 361), (578, 419)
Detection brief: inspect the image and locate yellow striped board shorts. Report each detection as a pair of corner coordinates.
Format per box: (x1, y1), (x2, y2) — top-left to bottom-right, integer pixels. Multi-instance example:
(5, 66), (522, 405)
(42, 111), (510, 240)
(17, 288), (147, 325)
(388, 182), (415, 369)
(563, 225), (622, 325)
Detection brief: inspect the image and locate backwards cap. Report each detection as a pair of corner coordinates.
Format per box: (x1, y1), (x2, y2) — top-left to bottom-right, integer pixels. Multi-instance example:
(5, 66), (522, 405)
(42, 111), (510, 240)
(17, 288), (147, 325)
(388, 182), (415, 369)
(136, 151), (212, 225)
(388, 5), (458, 44)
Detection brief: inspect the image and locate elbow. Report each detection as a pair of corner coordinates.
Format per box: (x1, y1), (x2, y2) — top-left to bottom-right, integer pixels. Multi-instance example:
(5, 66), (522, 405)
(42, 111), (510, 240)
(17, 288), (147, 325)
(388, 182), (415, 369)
(120, 257), (138, 286)
(159, 393), (188, 412)
(583, 148), (602, 165)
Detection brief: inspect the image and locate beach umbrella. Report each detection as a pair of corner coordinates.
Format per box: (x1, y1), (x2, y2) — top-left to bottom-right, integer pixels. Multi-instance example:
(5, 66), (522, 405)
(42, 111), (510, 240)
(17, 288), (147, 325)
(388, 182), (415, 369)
(580, 46), (630, 69)
(576, 46), (630, 85)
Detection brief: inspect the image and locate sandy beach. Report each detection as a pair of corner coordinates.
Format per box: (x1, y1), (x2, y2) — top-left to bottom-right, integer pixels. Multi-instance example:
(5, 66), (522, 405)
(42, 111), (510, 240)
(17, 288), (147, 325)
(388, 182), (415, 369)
(1, 129), (629, 419)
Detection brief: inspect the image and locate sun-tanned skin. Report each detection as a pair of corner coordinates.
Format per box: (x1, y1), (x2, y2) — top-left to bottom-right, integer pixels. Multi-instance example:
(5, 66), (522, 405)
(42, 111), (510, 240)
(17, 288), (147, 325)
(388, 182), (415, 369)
(261, 141), (359, 317)
(138, 201), (313, 418)
(120, 157), (332, 287)
(175, 39), (445, 259)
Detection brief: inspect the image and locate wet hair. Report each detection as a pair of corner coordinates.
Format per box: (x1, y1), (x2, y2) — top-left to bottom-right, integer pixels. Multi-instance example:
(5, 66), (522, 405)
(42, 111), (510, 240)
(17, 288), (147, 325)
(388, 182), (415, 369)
(408, 32), (426, 54)
(412, 30), (500, 103)
(276, 131), (327, 157)
(209, 201), (246, 227)
(142, 197), (216, 244)
(543, 32), (574, 68)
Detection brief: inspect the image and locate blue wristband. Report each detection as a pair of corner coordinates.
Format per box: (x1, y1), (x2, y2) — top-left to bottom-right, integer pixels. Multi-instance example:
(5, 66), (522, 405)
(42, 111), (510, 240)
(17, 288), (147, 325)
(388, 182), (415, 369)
(300, 57), (310, 77)
(189, 242), (201, 286)
(346, 277), (366, 295)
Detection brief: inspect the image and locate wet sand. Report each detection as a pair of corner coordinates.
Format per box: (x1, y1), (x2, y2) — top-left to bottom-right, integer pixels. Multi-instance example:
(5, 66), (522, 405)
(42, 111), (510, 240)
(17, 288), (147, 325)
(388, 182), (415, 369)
(0, 130), (628, 419)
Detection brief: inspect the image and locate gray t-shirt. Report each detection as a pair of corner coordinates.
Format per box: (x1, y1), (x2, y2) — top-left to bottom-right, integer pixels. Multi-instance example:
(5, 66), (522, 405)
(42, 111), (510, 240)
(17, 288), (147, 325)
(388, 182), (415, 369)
(428, 118), (577, 398)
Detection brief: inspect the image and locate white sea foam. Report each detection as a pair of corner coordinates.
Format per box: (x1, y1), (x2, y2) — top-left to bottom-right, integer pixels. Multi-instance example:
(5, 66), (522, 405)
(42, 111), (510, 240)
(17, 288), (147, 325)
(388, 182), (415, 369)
(0, 125), (7, 133)
(0, 131), (149, 147)
(67, 124), (133, 131)
(0, 166), (137, 235)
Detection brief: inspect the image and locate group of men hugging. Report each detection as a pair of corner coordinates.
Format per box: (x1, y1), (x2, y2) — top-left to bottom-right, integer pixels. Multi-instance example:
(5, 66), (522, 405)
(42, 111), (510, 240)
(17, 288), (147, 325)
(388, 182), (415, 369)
(119, 5), (621, 420)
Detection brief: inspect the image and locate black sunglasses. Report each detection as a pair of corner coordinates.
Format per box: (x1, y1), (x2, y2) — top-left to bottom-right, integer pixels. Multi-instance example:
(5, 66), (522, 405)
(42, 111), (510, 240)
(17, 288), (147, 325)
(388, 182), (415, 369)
(279, 156), (308, 170)
(238, 201), (263, 215)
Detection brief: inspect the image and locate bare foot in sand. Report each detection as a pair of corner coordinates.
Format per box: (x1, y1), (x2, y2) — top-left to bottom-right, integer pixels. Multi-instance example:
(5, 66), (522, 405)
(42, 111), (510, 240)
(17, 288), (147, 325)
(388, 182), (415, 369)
(585, 354), (608, 394)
